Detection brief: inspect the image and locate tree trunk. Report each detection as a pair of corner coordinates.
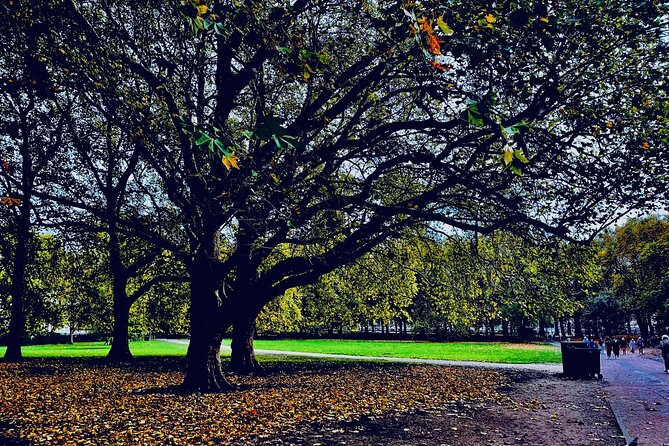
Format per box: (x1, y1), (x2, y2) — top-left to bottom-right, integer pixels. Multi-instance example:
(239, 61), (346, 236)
(3, 101), (34, 363)
(502, 320), (509, 338)
(636, 313), (649, 338)
(182, 254), (234, 392)
(105, 207), (134, 362)
(107, 294), (132, 362)
(553, 316), (560, 337)
(3, 200), (31, 362)
(573, 311), (583, 338)
(228, 310), (262, 375)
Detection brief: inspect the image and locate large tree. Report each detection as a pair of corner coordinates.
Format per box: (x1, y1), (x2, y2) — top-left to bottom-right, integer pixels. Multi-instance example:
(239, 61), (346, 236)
(12, 0), (669, 389)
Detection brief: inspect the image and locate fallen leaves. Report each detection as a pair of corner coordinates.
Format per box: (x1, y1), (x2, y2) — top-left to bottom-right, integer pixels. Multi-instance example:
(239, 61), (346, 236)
(0, 358), (510, 445)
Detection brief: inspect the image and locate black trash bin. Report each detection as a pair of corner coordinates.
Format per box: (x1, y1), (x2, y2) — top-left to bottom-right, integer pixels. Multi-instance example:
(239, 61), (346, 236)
(561, 341), (602, 379)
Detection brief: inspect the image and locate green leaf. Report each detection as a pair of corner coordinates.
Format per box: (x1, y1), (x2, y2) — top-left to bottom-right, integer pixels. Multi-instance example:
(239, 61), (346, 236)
(272, 134), (283, 149)
(468, 110), (484, 127)
(436, 16), (454, 35)
(514, 150), (529, 163)
(195, 132), (211, 146)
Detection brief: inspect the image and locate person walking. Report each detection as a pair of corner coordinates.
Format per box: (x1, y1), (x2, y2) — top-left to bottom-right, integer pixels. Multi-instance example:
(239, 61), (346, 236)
(660, 335), (669, 374)
(637, 337), (645, 355)
(620, 337), (628, 355)
(605, 338), (613, 359)
(629, 338), (635, 353)
(613, 337), (621, 359)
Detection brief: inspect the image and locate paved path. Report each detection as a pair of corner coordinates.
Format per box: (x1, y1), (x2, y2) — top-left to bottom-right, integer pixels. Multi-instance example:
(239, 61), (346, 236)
(600, 351), (669, 446)
(157, 338), (562, 372)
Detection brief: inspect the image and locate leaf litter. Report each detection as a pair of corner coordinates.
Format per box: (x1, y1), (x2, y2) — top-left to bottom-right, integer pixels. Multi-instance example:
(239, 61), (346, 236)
(0, 358), (623, 445)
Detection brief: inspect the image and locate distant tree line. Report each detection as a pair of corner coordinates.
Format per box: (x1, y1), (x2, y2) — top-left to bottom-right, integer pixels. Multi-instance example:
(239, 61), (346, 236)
(4, 216), (667, 349)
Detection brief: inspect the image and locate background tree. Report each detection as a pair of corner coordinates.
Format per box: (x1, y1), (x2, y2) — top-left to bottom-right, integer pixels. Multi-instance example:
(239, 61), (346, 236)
(597, 217), (669, 337)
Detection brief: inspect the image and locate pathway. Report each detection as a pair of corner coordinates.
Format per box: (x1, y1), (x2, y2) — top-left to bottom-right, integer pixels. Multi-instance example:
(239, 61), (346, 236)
(157, 338), (562, 372)
(600, 351), (669, 446)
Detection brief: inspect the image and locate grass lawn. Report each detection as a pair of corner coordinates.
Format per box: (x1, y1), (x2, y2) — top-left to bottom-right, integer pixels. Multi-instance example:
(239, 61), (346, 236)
(250, 339), (561, 363)
(1, 339), (560, 363)
(0, 341), (188, 358)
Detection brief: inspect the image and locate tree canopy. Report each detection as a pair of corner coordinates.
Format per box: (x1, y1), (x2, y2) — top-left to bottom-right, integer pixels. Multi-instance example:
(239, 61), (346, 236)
(1, 0), (669, 390)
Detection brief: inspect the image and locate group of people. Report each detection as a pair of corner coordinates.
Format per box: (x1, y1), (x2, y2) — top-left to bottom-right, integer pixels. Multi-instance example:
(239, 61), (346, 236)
(583, 334), (669, 373)
(598, 336), (641, 358)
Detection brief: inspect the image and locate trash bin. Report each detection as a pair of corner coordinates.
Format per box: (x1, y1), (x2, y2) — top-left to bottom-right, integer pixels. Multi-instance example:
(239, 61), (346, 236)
(561, 341), (602, 379)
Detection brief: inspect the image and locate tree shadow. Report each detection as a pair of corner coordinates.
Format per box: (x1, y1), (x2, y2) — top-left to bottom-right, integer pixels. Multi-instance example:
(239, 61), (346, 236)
(0, 421), (30, 446)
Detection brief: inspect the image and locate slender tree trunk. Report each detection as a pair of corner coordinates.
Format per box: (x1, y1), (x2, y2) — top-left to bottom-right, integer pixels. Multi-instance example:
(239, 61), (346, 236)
(553, 316), (560, 337)
(574, 311), (583, 338)
(559, 318), (566, 337)
(228, 310), (262, 375)
(636, 313), (649, 338)
(3, 94), (35, 363)
(105, 218), (133, 362)
(3, 197), (31, 362)
(502, 320), (509, 338)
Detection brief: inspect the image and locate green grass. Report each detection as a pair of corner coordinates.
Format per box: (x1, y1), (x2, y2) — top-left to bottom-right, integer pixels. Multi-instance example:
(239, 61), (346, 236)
(1, 339), (561, 363)
(249, 339), (561, 364)
(0, 341), (188, 358)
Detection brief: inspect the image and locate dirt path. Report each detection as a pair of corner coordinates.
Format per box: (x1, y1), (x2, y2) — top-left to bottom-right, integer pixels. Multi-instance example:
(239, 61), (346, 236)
(600, 350), (669, 446)
(157, 339), (562, 372)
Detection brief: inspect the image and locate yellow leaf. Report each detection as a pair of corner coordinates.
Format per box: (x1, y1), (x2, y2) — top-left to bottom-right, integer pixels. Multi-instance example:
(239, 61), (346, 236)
(223, 154), (239, 170)
(436, 16), (454, 35)
(502, 145), (514, 165)
(539, 16), (549, 23)
(270, 173), (280, 184)
(485, 13), (496, 23)
(197, 4), (208, 14)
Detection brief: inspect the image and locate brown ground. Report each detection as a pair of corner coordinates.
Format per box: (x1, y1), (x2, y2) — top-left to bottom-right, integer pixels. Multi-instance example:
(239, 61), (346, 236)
(0, 358), (624, 445)
(248, 371), (625, 446)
